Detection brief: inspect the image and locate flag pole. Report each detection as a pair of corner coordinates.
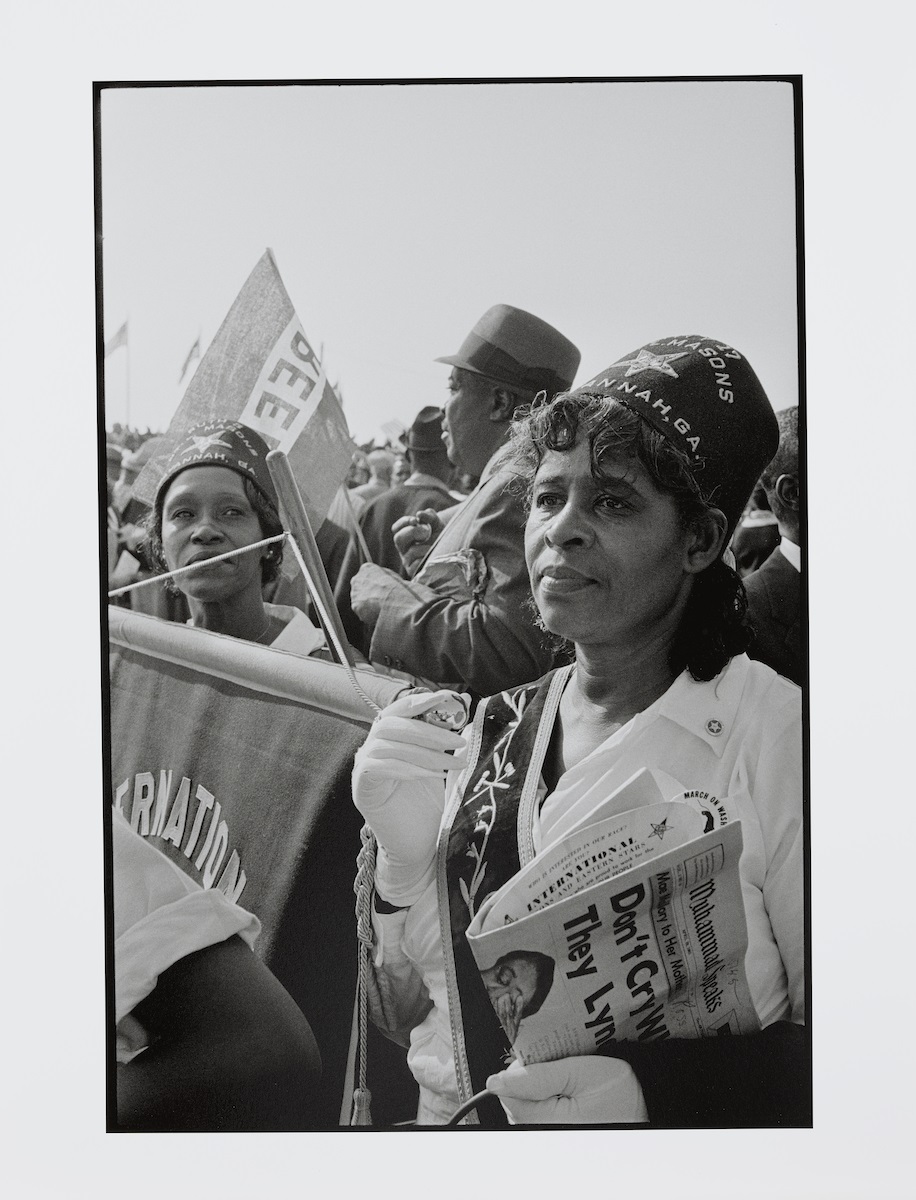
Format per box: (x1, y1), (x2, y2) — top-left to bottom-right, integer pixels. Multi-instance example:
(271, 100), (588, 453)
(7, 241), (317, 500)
(338, 485), (372, 564)
(266, 450), (355, 668)
(125, 313), (131, 430)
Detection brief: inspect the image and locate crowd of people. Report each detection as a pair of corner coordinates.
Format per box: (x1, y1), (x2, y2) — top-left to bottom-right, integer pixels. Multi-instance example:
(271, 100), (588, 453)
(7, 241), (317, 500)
(108, 303), (805, 1129)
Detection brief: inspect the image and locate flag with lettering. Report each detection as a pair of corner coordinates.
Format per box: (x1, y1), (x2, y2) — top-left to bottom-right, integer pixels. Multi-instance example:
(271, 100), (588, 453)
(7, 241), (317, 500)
(108, 606), (406, 1124)
(133, 250), (355, 533)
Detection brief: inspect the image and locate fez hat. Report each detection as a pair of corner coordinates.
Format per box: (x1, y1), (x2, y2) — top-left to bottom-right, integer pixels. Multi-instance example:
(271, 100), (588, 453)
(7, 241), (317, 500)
(577, 335), (780, 540)
(436, 304), (580, 397)
(407, 405), (445, 451)
(154, 420), (280, 516)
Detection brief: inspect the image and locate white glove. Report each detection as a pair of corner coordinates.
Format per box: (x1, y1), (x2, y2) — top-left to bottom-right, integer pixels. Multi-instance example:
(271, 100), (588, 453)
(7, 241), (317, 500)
(486, 1055), (649, 1125)
(353, 690), (468, 904)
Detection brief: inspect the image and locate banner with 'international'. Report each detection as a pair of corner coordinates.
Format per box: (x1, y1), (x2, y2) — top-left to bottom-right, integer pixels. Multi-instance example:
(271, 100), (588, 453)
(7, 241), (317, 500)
(108, 607), (405, 1124)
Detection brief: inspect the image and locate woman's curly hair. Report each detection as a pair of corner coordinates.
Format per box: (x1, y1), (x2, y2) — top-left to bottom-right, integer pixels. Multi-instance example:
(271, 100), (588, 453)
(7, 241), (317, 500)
(144, 473), (284, 594)
(506, 391), (752, 682)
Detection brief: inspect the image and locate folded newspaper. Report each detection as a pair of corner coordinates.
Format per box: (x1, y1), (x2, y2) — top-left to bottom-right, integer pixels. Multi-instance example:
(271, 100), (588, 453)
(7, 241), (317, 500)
(465, 770), (760, 1064)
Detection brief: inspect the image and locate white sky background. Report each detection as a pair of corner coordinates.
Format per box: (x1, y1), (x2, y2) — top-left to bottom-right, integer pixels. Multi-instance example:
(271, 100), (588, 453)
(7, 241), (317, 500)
(100, 80), (798, 441)
(4, 2), (914, 1198)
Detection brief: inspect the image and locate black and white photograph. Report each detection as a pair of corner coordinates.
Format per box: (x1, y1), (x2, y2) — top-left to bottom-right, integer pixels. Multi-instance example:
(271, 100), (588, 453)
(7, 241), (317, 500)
(99, 75), (807, 1133)
(5, 4), (912, 1197)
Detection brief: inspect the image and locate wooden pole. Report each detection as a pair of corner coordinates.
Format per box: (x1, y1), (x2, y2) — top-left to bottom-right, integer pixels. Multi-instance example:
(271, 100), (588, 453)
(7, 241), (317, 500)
(337, 485), (372, 564)
(266, 449), (354, 667)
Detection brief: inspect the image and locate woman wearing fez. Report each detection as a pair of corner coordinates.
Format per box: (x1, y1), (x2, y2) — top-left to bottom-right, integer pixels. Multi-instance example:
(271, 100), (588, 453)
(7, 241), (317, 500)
(146, 420), (324, 654)
(353, 336), (806, 1126)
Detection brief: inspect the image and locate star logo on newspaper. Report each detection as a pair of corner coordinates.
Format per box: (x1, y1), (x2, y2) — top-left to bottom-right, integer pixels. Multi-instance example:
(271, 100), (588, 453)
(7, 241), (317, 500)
(617, 349), (689, 379)
(649, 818), (670, 841)
(188, 433), (234, 454)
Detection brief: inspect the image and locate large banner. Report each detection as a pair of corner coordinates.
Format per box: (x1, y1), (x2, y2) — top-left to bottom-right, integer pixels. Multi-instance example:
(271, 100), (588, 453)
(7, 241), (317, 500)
(133, 249), (355, 533)
(108, 607), (404, 1125)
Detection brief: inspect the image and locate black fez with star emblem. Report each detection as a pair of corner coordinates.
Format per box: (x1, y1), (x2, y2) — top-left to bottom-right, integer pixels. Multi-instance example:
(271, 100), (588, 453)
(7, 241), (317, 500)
(577, 335), (780, 539)
(154, 420), (280, 516)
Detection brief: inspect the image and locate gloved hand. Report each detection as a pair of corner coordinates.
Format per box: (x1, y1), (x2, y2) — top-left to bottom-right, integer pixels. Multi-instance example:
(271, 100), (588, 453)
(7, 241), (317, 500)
(353, 689), (469, 905)
(486, 1055), (649, 1125)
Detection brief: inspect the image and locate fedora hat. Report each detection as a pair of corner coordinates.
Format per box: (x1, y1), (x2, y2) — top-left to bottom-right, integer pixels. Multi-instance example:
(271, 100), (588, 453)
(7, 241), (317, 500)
(436, 304), (580, 397)
(407, 405), (445, 451)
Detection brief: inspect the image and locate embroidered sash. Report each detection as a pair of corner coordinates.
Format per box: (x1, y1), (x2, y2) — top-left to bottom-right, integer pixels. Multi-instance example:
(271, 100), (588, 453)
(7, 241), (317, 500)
(437, 666), (570, 1125)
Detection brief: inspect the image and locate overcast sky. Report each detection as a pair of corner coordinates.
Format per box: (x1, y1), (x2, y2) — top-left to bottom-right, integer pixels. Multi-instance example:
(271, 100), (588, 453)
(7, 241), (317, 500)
(100, 79), (798, 442)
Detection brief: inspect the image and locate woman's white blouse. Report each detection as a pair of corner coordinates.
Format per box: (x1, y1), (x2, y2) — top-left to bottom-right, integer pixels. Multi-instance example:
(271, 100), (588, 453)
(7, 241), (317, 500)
(374, 655), (803, 1122)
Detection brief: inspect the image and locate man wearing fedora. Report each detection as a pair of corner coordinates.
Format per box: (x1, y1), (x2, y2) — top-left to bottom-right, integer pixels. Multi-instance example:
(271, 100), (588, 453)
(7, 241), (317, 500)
(350, 304), (580, 697)
(359, 406), (459, 576)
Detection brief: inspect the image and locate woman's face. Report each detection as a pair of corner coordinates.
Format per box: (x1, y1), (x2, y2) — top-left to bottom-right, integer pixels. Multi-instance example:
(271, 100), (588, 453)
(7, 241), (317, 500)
(525, 437), (697, 651)
(161, 466), (265, 604)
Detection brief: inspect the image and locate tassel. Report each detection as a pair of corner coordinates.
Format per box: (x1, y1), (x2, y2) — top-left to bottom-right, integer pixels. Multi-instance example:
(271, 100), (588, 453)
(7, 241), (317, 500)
(350, 826), (377, 1126)
(351, 1086), (372, 1126)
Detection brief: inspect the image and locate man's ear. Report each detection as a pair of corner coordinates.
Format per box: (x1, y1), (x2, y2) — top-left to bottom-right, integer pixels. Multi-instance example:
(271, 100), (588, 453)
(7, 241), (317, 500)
(489, 386), (519, 424)
(685, 508), (729, 574)
(774, 473), (799, 513)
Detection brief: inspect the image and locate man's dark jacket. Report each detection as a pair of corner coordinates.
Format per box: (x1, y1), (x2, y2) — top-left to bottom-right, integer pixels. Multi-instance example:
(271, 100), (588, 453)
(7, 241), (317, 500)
(744, 546), (802, 686)
(360, 480), (456, 575)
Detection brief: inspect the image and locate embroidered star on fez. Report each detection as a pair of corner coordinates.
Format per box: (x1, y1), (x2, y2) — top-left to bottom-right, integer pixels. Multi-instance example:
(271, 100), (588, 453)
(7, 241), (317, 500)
(617, 349), (689, 379)
(188, 432), (234, 453)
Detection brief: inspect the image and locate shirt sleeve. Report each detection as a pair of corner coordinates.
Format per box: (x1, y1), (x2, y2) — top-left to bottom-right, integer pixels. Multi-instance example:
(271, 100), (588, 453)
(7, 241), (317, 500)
(367, 903), (433, 1047)
(366, 479), (554, 696)
(612, 676), (808, 1125)
(113, 810), (260, 1023)
(753, 711), (805, 1024)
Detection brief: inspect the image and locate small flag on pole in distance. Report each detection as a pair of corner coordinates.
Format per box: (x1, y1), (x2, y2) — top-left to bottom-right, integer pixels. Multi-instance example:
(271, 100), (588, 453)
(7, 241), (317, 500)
(104, 320), (128, 358)
(178, 335), (201, 384)
(134, 250), (356, 535)
(380, 418), (407, 443)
